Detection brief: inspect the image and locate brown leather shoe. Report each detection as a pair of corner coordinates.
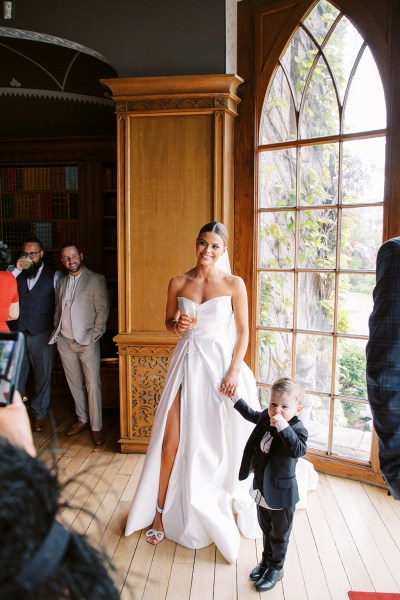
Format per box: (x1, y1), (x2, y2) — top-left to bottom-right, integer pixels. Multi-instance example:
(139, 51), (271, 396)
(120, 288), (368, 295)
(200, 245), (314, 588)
(33, 417), (45, 432)
(65, 421), (89, 436)
(91, 430), (104, 445)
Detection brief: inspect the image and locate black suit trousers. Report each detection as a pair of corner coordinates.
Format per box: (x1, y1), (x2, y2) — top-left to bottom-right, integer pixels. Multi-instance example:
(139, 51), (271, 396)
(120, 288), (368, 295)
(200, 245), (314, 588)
(257, 504), (295, 570)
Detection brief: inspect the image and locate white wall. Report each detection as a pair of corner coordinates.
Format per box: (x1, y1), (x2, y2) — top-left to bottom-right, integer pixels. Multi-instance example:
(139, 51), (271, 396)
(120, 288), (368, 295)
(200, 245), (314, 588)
(226, 0), (238, 73)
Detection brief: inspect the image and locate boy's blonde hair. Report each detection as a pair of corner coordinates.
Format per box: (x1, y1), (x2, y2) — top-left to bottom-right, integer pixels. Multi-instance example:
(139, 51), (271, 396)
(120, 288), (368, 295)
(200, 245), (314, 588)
(271, 377), (304, 405)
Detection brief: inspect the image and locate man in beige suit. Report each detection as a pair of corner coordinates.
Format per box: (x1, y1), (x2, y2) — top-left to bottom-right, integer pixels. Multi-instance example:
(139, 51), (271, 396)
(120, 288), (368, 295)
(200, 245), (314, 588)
(49, 243), (109, 445)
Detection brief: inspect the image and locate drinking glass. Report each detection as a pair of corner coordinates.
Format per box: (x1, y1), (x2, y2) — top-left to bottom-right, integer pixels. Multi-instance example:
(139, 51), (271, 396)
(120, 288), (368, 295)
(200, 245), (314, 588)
(186, 308), (198, 329)
(19, 257), (33, 270)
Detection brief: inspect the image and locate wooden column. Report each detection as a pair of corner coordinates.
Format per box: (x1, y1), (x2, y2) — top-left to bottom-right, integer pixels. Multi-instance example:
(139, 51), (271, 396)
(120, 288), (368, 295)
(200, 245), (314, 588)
(101, 75), (243, 452)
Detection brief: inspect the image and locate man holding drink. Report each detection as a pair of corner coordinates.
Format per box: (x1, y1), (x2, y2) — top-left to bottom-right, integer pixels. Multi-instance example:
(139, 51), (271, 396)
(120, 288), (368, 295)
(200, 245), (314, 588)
(8, 237), (61, 432)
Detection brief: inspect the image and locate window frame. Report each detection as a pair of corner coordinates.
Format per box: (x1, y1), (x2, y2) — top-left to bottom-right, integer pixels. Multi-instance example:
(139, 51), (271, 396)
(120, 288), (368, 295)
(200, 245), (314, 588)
(235, 0), (399, 486)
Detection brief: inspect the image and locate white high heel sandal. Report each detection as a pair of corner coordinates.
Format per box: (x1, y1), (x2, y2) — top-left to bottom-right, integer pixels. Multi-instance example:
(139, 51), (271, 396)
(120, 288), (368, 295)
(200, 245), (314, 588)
(145, 503), (165, 545)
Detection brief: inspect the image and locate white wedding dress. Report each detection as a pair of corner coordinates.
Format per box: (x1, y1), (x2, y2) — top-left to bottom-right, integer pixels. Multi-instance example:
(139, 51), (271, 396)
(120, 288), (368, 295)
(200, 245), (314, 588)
(125, 295), (318, 563)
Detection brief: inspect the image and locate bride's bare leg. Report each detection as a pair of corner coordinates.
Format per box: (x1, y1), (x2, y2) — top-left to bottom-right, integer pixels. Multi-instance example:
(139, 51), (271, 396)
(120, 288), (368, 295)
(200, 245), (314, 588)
(147, 388), (181, 545)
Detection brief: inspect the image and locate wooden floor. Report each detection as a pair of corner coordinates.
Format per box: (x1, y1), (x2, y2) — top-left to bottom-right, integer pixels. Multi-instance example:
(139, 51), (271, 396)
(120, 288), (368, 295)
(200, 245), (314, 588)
(34, 393), (400, 600)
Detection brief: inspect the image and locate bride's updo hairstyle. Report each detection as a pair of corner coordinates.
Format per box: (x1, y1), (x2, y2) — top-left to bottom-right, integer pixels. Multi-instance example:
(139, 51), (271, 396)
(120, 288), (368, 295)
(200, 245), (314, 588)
(197, 222), (228, 247)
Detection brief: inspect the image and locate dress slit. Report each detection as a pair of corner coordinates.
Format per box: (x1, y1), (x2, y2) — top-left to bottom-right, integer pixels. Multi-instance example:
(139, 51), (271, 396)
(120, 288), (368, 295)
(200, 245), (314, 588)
(125, 296), (317, 563)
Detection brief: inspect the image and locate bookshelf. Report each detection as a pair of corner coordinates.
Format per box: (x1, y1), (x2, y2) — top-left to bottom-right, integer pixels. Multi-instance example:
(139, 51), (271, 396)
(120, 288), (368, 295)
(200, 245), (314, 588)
(0, 165), (80, 270)
(0, 138), (119, 407)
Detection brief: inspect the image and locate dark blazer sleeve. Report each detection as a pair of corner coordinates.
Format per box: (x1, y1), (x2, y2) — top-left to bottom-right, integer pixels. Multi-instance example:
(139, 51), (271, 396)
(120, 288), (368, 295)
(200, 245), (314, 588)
(366, 237), (400, 499)
(277, 418), (308, 459)
(233, 398), (262, 424)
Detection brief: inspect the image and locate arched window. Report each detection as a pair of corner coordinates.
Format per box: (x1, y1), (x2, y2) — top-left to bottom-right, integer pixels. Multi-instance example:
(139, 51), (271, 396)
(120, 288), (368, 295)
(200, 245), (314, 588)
(256, 0), (386, 464)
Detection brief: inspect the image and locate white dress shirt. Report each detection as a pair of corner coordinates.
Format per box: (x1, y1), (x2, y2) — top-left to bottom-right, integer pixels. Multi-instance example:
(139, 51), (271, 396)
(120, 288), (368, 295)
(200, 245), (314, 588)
(9, 264), (61, 290)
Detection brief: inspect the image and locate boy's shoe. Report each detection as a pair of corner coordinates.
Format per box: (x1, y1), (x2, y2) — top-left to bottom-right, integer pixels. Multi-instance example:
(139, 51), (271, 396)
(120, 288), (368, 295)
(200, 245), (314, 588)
(249, 562), (267, 581)
(255, 567), (284, 592)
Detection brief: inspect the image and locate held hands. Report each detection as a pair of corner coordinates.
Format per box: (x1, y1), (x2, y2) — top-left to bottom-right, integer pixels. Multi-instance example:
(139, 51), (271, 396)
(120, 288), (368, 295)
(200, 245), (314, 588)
(220, 368), (239, 398)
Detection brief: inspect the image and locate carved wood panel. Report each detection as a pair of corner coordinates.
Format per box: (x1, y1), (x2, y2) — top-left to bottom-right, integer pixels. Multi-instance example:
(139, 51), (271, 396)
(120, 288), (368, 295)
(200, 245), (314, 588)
(129, 345), (175, 438)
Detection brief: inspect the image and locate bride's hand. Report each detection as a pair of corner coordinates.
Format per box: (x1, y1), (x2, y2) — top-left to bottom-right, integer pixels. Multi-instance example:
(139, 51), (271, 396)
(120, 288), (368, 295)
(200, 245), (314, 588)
(220, 370), (239, 398)
(176, 314), (193, 333)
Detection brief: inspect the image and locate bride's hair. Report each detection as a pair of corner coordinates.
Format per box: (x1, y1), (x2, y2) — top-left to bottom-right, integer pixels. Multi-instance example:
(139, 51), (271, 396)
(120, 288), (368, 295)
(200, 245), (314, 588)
(198, 222), (228, 246)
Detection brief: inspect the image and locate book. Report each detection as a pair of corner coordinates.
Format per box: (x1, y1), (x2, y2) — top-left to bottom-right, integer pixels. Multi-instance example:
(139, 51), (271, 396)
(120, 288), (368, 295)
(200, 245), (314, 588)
(35, 222), (53, 249)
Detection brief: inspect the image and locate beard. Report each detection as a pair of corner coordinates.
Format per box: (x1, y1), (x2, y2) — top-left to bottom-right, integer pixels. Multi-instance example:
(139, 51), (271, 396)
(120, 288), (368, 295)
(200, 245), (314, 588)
(26, 258), (43, 278)
(66, 258), (83, 274)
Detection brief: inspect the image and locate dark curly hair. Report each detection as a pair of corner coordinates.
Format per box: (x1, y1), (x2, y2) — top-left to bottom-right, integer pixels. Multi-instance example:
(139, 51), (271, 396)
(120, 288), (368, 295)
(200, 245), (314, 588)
(0, 441), (119, 600)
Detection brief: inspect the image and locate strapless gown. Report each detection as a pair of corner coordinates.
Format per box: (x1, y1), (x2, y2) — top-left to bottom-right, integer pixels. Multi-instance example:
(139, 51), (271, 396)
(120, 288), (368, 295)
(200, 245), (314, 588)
(125, 296), (318, 563)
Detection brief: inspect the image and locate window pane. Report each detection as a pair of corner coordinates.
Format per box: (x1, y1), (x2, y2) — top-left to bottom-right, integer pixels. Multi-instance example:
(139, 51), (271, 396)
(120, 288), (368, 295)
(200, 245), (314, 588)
(300, 55), (339, 139)
(332, 399), (372, 461)
(296, 333), (333, 393)
(297, 272), (335, 332)
(302, 0), (339, 45)
(259, 272), (294, 328)
(300, 393), (329, 452)
(281, 27), (318, 109)
(336, 337), (367, 398)
(259, 66), (297, 144)
(258, 330), (292, 384)
(259, 211), (295, 269)
(344, 47), (386, 133)
(340, 206), (383, 270)
(342, 138), (385, 204)
(259, 148), (296, 208)
(299, 143), (338, 206)
(258, 386), (271, 408)
(257, 1), (385, 467)
(324, 15), (364, 104)
(298, 208), (337, 268)
(337, 274), (375, 335)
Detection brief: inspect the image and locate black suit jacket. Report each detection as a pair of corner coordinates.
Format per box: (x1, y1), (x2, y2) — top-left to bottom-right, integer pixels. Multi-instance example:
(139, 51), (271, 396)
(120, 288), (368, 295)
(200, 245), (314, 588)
(234, 399), (308, 509)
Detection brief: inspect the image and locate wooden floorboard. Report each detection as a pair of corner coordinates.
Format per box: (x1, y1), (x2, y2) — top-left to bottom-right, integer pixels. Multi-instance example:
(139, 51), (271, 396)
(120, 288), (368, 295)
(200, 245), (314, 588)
(190, 544), (216, 600)
(33, 393), (400, 600)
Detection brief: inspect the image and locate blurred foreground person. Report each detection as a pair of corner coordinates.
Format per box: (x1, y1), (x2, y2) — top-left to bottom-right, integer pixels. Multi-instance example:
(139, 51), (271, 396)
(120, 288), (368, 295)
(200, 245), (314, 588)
(366, 236), (400, 500)
(0, 393), (119, 599)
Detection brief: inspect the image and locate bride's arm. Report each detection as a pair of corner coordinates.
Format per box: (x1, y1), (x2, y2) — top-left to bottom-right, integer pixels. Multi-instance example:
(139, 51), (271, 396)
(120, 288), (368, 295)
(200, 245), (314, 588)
(164, 276), (193, 336)
(165, 277), (181, 335)
(221, 276), (249, 397)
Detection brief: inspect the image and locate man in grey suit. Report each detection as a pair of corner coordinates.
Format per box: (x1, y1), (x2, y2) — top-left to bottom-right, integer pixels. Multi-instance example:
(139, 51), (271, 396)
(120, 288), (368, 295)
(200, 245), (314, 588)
(49, 243), (109, 445)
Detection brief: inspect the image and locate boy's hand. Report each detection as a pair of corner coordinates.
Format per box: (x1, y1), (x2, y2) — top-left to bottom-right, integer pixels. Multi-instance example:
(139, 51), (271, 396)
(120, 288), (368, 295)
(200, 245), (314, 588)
(270, 413), (288, 431)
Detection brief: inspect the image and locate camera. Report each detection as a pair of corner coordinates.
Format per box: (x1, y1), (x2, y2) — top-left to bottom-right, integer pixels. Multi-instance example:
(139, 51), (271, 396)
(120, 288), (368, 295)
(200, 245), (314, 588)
(0, 331), (24, 407)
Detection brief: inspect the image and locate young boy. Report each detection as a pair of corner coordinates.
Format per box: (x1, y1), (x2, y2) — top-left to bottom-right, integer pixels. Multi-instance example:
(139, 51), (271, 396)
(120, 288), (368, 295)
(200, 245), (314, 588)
(232, 377), (307, 592)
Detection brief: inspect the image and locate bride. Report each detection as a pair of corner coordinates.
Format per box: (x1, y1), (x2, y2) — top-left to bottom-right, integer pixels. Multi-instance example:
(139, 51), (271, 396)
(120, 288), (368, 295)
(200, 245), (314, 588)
(125, 222), (317, 563)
